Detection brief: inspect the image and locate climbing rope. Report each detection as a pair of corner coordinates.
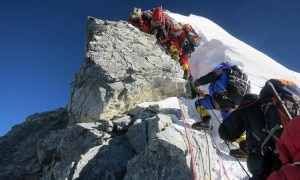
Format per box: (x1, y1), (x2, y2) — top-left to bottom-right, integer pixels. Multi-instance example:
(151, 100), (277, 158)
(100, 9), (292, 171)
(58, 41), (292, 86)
(172, 63), (198, 180)
(183, 92), (209, 179)
(177, 98), (198, 180)
(207, 100), (251, 178)
(171, 62), (250, 179)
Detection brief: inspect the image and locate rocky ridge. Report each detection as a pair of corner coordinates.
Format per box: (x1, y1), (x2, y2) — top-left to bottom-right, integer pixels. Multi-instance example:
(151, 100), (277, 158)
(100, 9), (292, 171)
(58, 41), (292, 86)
(0, 17), (219, 180)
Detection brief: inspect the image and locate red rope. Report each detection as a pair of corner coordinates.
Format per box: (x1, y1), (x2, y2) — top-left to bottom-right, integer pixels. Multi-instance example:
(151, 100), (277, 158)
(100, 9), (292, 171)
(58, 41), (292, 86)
(177, 97), (198, 180)
(172, 67), (198, 180)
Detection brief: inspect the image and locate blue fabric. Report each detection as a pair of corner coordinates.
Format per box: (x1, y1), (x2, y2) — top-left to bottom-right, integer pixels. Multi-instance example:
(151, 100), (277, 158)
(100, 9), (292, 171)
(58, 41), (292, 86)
(213, 61), (235, 70)
(195, 97), (214, 110)
(208, 71), (229, 95)
(208, 62), (235, 96)
(194, 62), (236, 121)
(195, 97), (231, 120)
(220, 110), (231, 119)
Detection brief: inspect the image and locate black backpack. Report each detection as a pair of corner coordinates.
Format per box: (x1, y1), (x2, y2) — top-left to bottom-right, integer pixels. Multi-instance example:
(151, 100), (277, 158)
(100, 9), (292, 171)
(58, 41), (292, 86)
(223, 65), (250, 105)
(259, 79), (300, 151)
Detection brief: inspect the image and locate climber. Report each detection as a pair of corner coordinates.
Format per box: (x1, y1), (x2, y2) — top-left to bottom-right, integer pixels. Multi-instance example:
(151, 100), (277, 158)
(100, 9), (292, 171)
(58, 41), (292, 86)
(128, 7), (152, 34)
(168, 23), (201, 80)
(150, 6), (174, 46)
(219, 93), (282, 179)
(191, 61), (250, 131)
(220, 78), (300, 179)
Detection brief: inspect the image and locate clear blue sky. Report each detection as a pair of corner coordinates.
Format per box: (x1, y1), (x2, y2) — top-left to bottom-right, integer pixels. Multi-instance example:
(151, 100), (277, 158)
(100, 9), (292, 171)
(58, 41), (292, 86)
(1, 0), (299, 136)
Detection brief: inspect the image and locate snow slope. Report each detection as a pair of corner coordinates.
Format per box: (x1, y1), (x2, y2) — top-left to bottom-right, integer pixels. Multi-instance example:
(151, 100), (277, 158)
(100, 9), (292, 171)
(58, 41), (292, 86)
(168, 13), (300, 94)
(140, 12), (300, 179)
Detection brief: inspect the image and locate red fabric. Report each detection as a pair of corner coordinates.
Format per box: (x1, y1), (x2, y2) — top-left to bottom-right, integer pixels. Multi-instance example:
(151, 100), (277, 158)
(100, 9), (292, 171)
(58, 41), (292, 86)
(267, 164), (300, 180)
(267, 115), (300, 179)
(152, 6), (163, 22)
(277, 115), (300, 165)
(128, 12), (151, 33)
(180, 54), (189, 66)
(169, 28), (189, 51)
(168, 28), (190, 68)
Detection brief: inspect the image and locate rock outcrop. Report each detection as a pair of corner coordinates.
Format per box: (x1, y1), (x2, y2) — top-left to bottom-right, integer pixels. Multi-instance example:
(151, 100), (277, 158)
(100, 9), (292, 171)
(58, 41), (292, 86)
(68, 17), (187, 124)
(0, 17), (219, 180)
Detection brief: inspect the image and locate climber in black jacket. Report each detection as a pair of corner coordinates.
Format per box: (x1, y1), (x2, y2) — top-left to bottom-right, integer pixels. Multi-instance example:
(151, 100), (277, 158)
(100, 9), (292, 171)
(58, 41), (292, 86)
(218, 94), (280, 180)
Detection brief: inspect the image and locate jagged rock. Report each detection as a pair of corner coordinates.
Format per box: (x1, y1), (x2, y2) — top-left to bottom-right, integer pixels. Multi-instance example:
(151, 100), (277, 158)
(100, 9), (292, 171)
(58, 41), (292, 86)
(42, 122), (136, 180)
(112, 116), (132, 132)
(68, 17), (186, 124)
(125, 113), (173, 154)
(0, 108), (68, 180)
(0, 16), (221, 180)
(124, 126), (193, 180)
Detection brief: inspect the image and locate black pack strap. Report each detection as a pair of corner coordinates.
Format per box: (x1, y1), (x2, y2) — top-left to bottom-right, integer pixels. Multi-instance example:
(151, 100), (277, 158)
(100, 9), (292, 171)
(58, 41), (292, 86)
(251, 131), (261, 142)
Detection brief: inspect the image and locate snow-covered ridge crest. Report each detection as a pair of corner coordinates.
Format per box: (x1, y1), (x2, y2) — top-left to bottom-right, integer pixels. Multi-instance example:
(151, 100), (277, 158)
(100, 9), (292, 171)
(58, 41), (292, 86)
(167, 12), (300, 94)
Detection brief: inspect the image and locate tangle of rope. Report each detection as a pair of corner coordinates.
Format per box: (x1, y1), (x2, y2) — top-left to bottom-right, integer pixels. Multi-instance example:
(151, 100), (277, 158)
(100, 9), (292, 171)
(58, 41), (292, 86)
(185, 84), (211, 178)
(208, 100), (251, 178)
(171, 64), (198, 180)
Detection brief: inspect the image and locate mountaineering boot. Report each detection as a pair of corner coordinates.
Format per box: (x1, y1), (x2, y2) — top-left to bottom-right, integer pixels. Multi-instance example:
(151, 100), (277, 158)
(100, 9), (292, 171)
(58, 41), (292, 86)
(191, 120), (213, 132)
(191, 105), (213, 131)
(183, 70), (190, 80)
(229, 140), (248, 158)
(181, 63), (190, 80)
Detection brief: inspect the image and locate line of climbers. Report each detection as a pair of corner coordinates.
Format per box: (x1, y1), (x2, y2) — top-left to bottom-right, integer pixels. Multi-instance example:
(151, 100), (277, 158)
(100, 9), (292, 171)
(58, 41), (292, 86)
(128, 6), (202, 80)
(191, 62), (300, 179)
(127, 7), (300, 180)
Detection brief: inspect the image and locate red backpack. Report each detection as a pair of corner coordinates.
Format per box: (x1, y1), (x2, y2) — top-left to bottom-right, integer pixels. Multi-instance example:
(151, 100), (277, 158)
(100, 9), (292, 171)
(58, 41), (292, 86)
(151, 6), (165, 28)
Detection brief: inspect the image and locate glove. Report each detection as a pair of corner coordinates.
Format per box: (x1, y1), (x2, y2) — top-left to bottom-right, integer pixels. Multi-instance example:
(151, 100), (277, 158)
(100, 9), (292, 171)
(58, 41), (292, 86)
(198, 89), (206, 97)
(183, 70), (190, 80)
(193, 79), (200, 87)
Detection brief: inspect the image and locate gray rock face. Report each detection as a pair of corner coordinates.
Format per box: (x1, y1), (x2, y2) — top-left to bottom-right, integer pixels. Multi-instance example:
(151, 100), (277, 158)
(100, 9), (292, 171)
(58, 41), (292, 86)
(68, 17), (186, 124)
(0, 17), (220, 180)
(0, 108), (68, 180)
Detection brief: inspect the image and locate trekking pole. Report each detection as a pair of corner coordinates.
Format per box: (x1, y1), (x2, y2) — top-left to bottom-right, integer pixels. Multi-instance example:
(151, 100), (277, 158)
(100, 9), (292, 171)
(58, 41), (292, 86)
(267, 80), (292, 120)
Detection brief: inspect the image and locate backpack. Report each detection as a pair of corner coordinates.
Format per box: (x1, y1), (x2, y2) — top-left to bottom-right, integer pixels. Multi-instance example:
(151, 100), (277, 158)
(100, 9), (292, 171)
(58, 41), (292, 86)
(222, 64), (250, 105)
(185, 28), (201, 47)
(151, 6), (165, 28)
(259, 79), (300, 151)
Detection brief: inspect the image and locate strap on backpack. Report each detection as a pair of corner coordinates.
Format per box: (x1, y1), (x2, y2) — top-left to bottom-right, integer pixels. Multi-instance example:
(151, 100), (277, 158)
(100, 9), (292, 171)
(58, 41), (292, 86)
(266, 80), (293, 120)
(260, 124), (282, 151)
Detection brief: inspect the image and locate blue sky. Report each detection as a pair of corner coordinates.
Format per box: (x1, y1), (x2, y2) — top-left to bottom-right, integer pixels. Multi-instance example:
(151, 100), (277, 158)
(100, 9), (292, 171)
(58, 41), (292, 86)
(1, 0), (299, 136)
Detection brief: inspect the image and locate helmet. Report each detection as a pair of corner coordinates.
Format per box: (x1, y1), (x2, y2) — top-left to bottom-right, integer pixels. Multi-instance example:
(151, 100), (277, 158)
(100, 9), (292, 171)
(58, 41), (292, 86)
(130, 7), (142, 20)
(182, 24), (192, 32)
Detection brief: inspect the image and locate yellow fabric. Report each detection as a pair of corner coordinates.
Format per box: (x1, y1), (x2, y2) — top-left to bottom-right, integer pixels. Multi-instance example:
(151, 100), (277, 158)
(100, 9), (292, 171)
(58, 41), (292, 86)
(196, 105), (210, 118)
(181, 63), (189, 71)
(235, 134), (246, 144)
(169, 45), (178, 53)
(169, 45), (180, 61)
